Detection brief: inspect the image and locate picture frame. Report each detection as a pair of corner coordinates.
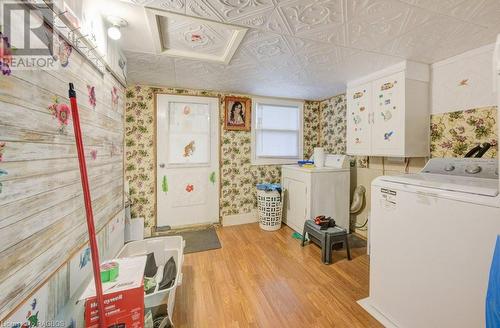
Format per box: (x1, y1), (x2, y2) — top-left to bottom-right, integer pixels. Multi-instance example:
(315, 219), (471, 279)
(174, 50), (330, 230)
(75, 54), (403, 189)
(224, 96), (251, 131)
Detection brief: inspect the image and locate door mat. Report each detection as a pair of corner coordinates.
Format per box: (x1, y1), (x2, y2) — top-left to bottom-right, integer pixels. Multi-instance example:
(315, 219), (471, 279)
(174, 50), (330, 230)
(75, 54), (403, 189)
(174, 226), (221, 254)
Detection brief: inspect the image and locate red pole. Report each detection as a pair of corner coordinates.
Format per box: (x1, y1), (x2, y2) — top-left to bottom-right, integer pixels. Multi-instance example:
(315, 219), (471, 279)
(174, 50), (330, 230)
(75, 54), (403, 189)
(69, 83), (106, 327)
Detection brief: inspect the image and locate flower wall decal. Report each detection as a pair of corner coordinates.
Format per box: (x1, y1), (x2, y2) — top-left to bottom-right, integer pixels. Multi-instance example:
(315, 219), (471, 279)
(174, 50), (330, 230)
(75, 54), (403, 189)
(48, 97), (71, 134)
(0, 32), (12, 76)
(0, 142), (5, 162)
(87, 85), (96, 109)
(111, 86), (119, 109)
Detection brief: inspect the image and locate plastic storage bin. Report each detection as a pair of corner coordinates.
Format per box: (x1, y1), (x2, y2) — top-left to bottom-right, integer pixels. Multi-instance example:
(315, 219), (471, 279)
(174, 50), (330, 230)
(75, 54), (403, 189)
(257, 186), (283, 231)
(117, 236), (185, 317)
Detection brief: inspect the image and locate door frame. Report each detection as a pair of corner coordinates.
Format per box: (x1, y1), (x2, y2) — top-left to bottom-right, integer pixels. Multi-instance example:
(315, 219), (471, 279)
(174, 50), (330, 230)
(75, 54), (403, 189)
(153, 92), (222, 233)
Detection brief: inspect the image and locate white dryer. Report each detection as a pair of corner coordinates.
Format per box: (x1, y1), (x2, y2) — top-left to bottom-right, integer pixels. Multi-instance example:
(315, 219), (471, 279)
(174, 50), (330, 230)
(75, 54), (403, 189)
(360, 158), (500, 328)
(281, 155), (350, 233)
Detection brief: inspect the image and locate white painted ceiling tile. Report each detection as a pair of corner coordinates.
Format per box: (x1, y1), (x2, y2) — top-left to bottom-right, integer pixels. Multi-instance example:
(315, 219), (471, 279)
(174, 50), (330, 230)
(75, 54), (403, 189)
(346, 0), (411, 23)
(468, 0), (500, 28)
(378, 14), (471, 62)
(201, 0), (275, 21)
(346, 13), (407, 50)
(142, 0), (186, 13)
(229, 8), (292, 35)
(186, 0), (224, 21)
(186, 0), (222, 21)
(399, 0), (485, 22)
(277, 0), (344, 36)
(240, 33), (292, 61)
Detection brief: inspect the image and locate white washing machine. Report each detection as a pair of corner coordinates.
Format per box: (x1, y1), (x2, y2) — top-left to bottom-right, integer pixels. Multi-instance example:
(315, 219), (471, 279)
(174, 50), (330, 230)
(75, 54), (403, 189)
(360, 158), (500, 328)
(281, 155), (350, 233)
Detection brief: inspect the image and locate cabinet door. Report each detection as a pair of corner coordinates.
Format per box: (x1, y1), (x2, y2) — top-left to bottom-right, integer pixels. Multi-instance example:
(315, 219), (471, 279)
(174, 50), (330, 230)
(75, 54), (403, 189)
(283, 177), (307, 233)
(371, 72), (405, 156)
(347, 83), (372, 155)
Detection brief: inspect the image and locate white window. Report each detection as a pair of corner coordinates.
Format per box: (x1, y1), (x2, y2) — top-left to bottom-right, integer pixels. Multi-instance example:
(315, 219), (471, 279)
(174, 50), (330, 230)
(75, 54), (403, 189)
(252, 97), (304, 165)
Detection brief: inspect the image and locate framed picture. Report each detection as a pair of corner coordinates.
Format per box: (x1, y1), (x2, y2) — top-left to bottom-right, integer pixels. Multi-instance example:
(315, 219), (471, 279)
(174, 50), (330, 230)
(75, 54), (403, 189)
(224, 96), (251, 131)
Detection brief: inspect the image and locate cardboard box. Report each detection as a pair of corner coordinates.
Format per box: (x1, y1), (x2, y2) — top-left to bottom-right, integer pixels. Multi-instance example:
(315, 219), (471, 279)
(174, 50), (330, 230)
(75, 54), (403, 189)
(81, 256), (146, 328)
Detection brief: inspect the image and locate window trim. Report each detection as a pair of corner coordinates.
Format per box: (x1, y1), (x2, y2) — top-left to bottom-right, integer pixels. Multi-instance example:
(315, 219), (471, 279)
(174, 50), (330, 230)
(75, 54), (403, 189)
(251, 97), (304, 165)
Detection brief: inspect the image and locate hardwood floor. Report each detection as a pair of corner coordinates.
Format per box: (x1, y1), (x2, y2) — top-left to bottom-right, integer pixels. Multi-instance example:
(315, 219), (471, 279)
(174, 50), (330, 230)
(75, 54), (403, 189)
(172, 223), (381, 328)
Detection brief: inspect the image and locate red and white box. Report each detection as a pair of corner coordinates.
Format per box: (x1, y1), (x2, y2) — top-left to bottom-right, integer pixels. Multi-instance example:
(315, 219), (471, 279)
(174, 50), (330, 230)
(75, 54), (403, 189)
(81, 256), (146, 328)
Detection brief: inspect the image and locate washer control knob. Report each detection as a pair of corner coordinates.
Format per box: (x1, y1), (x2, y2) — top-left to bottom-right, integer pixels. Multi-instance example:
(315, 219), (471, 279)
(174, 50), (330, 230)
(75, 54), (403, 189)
(465, 165), (482, 174)
(444, 164), (455, 172)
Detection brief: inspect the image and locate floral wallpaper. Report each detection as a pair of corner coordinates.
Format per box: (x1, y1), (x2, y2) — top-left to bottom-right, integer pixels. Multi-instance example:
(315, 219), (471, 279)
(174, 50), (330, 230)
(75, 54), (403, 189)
(125, 85), (319, 232)
(303, 100), (321, 158)
(319, 94), (347, 154)
(430, 106), (498, 158)
(317, 94), (368, 168)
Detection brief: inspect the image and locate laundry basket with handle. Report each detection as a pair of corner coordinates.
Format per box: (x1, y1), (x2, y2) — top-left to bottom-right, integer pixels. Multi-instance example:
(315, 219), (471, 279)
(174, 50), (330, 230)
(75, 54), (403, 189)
(256, 183), (283, 231)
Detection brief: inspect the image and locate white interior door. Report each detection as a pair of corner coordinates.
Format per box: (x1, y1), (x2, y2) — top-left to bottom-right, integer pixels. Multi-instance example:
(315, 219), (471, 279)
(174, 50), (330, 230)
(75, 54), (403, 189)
(156, 95), (219, 228)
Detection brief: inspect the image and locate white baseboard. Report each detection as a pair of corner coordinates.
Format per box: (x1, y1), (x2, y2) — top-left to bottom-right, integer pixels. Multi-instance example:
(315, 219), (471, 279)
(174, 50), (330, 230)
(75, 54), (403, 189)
(222, 211), (258, 226)
(357, 298), (399, 328)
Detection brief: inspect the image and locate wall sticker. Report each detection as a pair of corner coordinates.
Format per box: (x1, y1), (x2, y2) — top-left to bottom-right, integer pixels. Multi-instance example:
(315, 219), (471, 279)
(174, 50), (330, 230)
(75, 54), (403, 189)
(162, 176), (168, 193)
(381, 82), (395, 91)
(381, 111), (392, 121)
(87, 85), (96, 109)
(0, 32), (12, 75)
(49, 34), (72, 68)
(353, 91), (363, 99)
(459, 79), (469, 86)
(185, 184), (194, 193)
(111, 86), (119, 110)
(0, 142), (5, 161)
(79, 247), (91, 269)
(48, 96), (71, 134)
(183, 140), (195, 158)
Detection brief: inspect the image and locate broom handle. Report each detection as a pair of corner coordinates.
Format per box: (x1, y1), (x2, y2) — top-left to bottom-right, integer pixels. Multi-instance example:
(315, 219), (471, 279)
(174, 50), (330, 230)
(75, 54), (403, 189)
(69, 83), (106, 327)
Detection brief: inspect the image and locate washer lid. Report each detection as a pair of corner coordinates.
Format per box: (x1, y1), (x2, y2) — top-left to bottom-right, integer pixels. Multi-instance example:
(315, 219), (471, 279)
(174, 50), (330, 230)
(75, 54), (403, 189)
(380, 173), (499, 197)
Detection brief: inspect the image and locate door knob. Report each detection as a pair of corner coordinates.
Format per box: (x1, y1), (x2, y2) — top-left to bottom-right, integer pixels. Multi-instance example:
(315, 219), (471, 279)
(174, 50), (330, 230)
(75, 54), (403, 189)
(159, 163), (165, 168)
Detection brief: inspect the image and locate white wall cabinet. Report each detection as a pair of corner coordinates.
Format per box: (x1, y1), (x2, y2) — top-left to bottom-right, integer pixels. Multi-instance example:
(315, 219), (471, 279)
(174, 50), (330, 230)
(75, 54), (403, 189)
(347, 61), (430, 157)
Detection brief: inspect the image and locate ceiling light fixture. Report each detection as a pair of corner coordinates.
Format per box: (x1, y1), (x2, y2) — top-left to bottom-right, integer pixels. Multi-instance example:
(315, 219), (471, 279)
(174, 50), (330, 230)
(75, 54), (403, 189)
(107, 16), (128, 41)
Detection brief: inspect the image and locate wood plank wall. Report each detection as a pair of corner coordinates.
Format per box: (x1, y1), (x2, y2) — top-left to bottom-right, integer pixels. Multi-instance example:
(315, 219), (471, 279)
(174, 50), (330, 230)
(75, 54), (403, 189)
(0, 37), (125, 321)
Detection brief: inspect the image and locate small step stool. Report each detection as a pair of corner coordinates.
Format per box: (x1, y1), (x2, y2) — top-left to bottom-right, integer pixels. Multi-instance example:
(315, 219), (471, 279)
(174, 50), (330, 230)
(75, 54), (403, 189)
(301, 220), (351, 264)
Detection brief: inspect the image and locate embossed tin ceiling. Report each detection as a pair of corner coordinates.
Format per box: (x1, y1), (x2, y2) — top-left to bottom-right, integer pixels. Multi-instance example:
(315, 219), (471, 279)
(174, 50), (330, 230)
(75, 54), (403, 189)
(112, 0), (500, 99)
